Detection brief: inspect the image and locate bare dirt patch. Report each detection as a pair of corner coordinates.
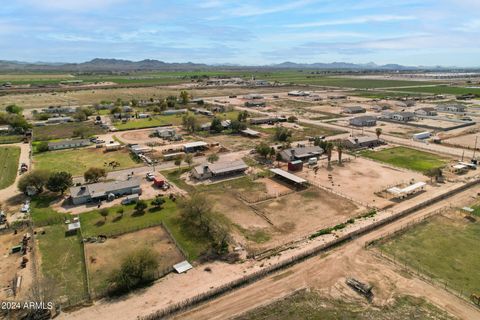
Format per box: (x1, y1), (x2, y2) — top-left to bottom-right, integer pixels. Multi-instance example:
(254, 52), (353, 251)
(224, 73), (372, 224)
(85, 226), (184, 295)
(0, 231), (34, 300)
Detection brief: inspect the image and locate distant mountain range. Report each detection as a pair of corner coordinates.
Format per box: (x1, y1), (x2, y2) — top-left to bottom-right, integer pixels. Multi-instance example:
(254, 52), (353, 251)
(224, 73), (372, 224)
(0, 58), (474, 72)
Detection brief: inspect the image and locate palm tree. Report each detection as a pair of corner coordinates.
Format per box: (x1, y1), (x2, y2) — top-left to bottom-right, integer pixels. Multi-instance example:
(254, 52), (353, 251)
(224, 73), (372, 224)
(336, 143), (344, 164)
(375, 128), (382, 140)
(325, 142), (334, 166)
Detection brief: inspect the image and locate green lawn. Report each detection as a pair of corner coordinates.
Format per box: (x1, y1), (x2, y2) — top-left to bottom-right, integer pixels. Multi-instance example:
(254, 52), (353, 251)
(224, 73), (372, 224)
(379, 214), (480, 296)
(36, 224), (89, 302)
(361, 146), (447, 173)
(237, 290), (453, 320)
(390, 85), (480, 96)
(33, 122), (105, 141)
(0, 146), (20, 189)
(0, 135), (24, 144)
(33, 148), (142, 176)
(79, 198), (209, 260)
(30, 194), (70, 226)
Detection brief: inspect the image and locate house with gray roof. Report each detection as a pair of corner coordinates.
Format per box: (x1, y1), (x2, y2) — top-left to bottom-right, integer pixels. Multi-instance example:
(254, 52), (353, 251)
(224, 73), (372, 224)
(191, 159), (248, 180)
(415, 107), (437, 116)
(279, 146), (324, 162)
(70, 178), (142, 205)
(342, 106), (366, 114)
(344, 136), (383, 149)
(48, 139), (91, 151)
(349, 116), (377, 127)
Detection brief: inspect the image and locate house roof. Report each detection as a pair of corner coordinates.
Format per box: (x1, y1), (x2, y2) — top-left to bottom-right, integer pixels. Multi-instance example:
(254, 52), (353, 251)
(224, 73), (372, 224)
(416, 107), (435, 112)
(184, 141), (208, 149)
(350, 116), (376, 121)
(346, 136), (378, 144)
(280, 146), (323, 159)
(173, 261), (193, 273)
(70, 177), (141, 199)
(48, 139), (90, 148)
(241, 128), (260, 136)
(270, 168), (307, 184)
(193, 159), (248, 175)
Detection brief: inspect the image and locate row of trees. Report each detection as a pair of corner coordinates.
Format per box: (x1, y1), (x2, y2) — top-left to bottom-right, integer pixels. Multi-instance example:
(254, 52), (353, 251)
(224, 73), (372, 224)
(18, 170), (73, 195)
(0, 104), (30, 133)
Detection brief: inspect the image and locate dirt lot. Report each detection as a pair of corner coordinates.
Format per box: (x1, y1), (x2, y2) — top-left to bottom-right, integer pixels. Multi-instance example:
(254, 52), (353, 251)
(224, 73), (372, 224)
(296, 157), (426, 209)
(0, 230), (34, 300)
(85, 226), (184, 294)
(443, 132), (480, 148)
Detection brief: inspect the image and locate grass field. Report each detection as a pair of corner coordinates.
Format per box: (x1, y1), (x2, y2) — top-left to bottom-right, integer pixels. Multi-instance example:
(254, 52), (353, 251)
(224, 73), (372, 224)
(79, 198), (209, 260)
(36, 224), (89, 302)
(361, 146), (448, 173)
(379, 214), (480, 296)
(30, 194), (70, 226)
(0, 146), (20, 189)
(237, 290), (453, 320)
(0, 135), (24, 144)
(33, 122), (105, 141)
(389, 85), (480, 95)
(33, 148), (142, 176)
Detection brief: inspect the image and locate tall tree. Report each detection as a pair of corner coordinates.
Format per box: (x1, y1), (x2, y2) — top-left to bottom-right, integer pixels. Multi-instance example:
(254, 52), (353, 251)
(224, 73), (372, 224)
(46, 171), (73, 195)
(336, 143), (344, 164)
(375, 127), (383, 140)
(325, 142), (334, 165)
(255, 142), (271, 159)
(18, 170), (50, 194)
(179, 90), (190, 104)
(84, 167), (107, 184)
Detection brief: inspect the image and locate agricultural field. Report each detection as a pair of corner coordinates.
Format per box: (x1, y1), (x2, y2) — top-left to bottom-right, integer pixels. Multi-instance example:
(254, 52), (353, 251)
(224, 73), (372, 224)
(32, 121), (105, 141)
(379, 212), (480, 296)
(86, 226), (184, 295)
(237, 290), (454, 320)
(35, 223), (89, 302)
(33, 148), (142, 176)
(79, 198), (209, 260)
(361, 146), (448, 173)
(0, 134), (24, 144)
(0, 146), (20, 189)
(389, 85), (480, 96)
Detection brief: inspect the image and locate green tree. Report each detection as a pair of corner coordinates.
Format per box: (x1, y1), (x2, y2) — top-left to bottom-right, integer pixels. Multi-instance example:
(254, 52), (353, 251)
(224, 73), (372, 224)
(84, 167), (107, 184)
(182, 114), (197, 132)
(107, 248), (159, 294)
(18, 170), (50, 194)
(210, 117), (223, 133)
(184, 153), (194, 167)
(99, 208), (109, 221)
(46, 171), (73, 195)
(336, 142), (344, 164)
(73, 127), (89, 138)
(179, 90), (190, 104)
(151, 196), (165, 209)
(36, 141), (49, 153)
(274, 127), (292, 142)
(325, 142), (334, 165)
(207, 153), (219, 163)
(375, 127), (383, 140)
(230, 120), (247, 133)
(134, 200), (148, 214)
(5, 104), (22, 114)
(255, 142), (271, 159)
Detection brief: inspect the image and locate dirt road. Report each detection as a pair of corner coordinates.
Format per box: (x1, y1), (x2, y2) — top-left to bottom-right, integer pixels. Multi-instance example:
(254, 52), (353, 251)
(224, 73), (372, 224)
(0, 142), (31, 202)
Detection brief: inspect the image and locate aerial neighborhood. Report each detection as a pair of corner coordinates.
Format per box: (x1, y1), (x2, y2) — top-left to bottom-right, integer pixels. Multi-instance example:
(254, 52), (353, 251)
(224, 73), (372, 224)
(1, 2), (480, 318)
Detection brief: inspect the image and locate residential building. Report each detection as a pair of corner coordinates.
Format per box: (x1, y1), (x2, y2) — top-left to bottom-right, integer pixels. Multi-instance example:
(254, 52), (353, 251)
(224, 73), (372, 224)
(244, 93), (264, 100)
(241, 128), (261, 137)
(415, 107), (437, 116)
(436, 104), (466, 113)
(279, 146), (324, 162)
(70, 178), (142, 205)
(249, 116), (287, 125)
(48, 139), (91, 151)
(191, 159), (248, 180)
(288, 91), (310, 96)
(244, 101), (266, 107)
(0, 124), (12, 133)
(342, 106), (366, 114)
(183, 141), (208, 153)
(349, 116), (377, 127)
(162, 109), (188, 115)
(46, 116), (73, 124)
(156, 127), (176, 139)
(382, 111), (415, 122)
(344, 136), (382, 149)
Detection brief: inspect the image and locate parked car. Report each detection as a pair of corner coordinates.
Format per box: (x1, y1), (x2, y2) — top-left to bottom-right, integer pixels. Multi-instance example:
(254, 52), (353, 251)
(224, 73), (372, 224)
(146, 172), (156, 181)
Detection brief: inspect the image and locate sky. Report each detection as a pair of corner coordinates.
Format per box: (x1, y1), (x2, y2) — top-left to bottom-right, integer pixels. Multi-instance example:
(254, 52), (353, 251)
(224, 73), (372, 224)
(1, 0), (480, 66)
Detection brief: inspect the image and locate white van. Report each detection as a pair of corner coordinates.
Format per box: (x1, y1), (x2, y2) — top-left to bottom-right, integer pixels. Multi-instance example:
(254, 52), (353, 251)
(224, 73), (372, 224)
(308, 157), (318, 165)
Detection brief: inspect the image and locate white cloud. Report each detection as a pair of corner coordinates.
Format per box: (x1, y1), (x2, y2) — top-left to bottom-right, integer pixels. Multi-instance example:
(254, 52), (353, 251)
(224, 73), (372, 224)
(226, 0), (316, 17)
(20, 0), (128, 11)
(287, 15), (416, 28)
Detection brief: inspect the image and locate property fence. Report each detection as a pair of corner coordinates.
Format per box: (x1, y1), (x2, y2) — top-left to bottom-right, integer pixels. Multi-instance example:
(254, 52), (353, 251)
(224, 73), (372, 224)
(140, 177), (480, 319)
(236, 189), (294, 204)
(160, 222), (189, 260)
